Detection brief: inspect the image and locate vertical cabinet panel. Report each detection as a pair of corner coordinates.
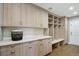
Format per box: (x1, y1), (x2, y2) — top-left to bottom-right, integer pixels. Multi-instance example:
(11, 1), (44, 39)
(23, 41), (38, 56)
(45, 39), (52, 54)
(0, 3), (3, 26)
(3, 4), (12, 26)
(3, 4), (21, 26)
(11, 4), (21, 26)
(0, 46), (8, 56)
(37, 39), (52, 56)
(40, 9), (48, 28)
(21, 4), (35, 27)
(42, 39), (52, 55)
(37, 40), (45, 56)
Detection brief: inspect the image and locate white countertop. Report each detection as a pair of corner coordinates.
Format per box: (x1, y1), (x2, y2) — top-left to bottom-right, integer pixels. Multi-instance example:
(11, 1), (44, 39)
(0, 36), (52, 47)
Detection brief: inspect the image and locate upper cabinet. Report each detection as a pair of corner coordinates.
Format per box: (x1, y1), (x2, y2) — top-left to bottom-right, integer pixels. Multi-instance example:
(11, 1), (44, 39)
(0, 3), (3, 26)
(2, 3), (48, 28)
(40, 8), (48, 28)
(3, 3), (21, 27)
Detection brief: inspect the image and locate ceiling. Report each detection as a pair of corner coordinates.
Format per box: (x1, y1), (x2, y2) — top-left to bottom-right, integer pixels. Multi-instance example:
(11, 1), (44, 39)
(34, 3), (79, 17)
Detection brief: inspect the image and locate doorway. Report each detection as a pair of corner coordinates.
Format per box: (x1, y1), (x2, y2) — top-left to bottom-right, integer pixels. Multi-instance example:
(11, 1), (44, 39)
(69, 17), (79, 45)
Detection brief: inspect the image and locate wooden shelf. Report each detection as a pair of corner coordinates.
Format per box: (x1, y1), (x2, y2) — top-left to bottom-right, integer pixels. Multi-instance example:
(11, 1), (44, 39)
(51, 39), (64, 44)
(48, 13), (65, 45)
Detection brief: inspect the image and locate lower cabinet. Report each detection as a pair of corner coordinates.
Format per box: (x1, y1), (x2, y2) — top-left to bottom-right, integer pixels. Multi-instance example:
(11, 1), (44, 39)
(0, 39), (52, 56)
(44, 39), (52, 54)
(37, 39), (52, 56)
(0, 46), (8, 56)
(37, 40), (45, 56)
(22, 41), (38, 56)
(0, 44), (23, 56)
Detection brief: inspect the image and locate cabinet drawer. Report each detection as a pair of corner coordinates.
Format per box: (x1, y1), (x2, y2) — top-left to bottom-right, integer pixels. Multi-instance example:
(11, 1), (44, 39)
(7, 44), (23, 56)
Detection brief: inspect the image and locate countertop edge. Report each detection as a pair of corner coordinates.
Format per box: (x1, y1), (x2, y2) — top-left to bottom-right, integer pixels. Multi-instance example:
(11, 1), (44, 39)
(0, 36), (52, 47)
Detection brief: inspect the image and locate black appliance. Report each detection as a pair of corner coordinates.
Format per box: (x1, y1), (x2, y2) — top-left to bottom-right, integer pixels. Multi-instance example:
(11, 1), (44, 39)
(11, 30), (23, 41)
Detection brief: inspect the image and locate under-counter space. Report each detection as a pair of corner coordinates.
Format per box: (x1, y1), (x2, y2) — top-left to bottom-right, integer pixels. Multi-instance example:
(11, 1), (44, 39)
(0, 36), (52, 47)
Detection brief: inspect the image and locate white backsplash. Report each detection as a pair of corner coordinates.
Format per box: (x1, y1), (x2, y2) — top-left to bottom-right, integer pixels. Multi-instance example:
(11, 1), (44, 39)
(2, 27), (44, 41)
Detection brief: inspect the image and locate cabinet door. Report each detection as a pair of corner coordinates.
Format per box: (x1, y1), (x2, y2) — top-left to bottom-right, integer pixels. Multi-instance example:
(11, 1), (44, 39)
(34, 6), (48, 28)
(37, 40), (45, 56)
(40, 9), (48, 28)
(21, 4), (36, 27)
(45, 39), (52, 54)
(41, 39), (52, 55)
(21, 4), (48, 28)
(3, 3), (21, 26)
(0, 46), (8, 56)
(23, 41), (38, 56)
(21, 4), (43, 27)
(0, 3), (3, 26)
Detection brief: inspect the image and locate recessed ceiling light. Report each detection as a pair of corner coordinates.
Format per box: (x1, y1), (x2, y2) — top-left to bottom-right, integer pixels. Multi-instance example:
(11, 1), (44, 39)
(73, 12), (77, 15)
(69, 6), (74, 10)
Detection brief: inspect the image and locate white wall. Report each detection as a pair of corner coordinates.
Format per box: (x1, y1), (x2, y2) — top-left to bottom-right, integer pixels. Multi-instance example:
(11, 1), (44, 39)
(2, 27), (44, 41)
(64, 17), (69, 44)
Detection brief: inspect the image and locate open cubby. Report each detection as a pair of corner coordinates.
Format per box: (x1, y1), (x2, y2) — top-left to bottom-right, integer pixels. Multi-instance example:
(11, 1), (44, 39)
(48, 13), (65, 48)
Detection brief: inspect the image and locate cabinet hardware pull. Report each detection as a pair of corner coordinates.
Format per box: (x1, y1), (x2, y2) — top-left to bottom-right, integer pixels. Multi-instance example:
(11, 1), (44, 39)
(29, 47), (32, 48)
(11, 51), (15, 54)
(10, 45), (15, 47)
(40, 44), (42, 45)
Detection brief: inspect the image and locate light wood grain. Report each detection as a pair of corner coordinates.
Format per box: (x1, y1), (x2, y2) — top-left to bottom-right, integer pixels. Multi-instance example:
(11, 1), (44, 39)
(3, 3), (48, 28)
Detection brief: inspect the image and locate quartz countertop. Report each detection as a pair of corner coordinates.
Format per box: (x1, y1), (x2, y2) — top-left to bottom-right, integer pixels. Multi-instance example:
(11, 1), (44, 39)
(0, 36), (52, 47)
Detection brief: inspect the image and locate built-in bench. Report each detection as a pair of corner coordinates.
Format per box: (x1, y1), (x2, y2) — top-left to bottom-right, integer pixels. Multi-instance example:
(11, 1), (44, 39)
(51, 39), (64, 48)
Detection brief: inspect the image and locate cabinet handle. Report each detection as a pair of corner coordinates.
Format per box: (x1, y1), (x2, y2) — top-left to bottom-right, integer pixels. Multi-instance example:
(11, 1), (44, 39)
(40, 44), (42, 46)
(39, 40), (42, 42)
(29, 47), (32, 48)
(10, 45), (15, 48)
(11, 50), (15, 54)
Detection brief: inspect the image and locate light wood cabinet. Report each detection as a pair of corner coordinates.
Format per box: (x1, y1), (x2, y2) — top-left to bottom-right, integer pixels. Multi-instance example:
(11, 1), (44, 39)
(0, 46), (8, 56)
(0, 3), (3, 26)
(37, 39), (52, 56)
(43, 39), (52, 54)
(0, 44), (23, 56)
(7, 44), (23, 56)
(37, 40), (45, 56)
(21, 4), (35, 27)
(3, 3), (21, 27)
(21, 4), (48, 28)
(0, 38), (52, 56)
(40, 9), (48, 28)
(22, 41), (38, 56)
(2, 3), (48, 28)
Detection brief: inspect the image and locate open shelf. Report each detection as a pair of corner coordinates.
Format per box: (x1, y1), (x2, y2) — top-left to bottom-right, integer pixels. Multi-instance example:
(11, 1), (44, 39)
(47, 13), (65, 49)
(48, 13), (65, 46)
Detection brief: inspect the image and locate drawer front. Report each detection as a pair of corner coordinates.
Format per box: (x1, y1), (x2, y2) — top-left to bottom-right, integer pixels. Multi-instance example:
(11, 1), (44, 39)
(7, 44), (23, 56)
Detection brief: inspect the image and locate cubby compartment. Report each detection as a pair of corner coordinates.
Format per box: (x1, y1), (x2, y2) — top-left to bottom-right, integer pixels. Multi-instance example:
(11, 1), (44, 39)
(48, 13), (65, 49)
